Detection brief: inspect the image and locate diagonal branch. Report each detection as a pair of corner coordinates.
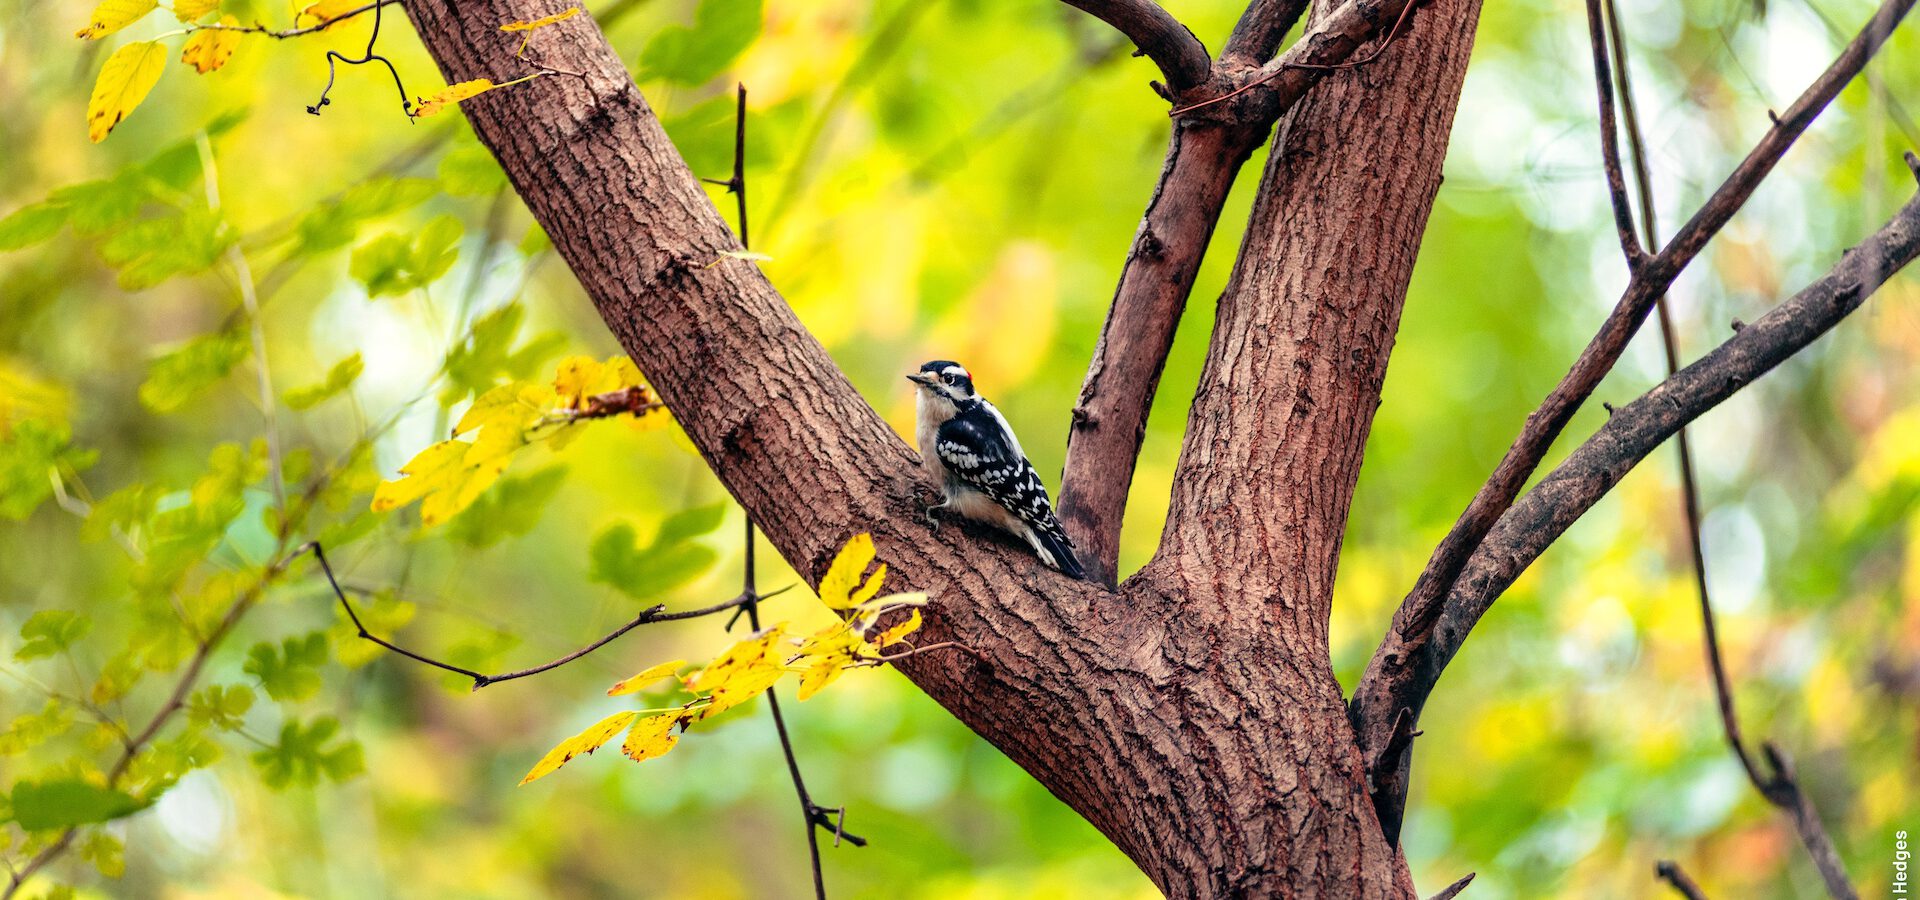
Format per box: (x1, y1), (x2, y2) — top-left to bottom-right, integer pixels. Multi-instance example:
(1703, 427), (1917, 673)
(1222, 0), (1313, 64)
(1357, 157), (1920, 840)
(1350, 0), (1915, 821)
(1057, 0), (1212, 93)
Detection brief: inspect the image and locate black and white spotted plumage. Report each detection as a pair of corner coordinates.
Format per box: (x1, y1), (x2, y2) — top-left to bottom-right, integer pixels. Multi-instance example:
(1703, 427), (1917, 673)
(909, 360), (1086, 580)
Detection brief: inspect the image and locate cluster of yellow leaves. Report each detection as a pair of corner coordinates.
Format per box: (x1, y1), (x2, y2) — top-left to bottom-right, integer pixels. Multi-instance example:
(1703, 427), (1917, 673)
(371, 355), (663, 526)
(519, 534), (929, 785)
(76, 0), (247, 142)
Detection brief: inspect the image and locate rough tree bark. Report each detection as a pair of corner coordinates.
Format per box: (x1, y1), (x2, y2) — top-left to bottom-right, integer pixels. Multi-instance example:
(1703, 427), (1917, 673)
(398, 0), (1914, 895)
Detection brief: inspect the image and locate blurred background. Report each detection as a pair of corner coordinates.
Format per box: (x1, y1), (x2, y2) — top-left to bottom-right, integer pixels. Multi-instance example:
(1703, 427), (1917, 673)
(1, 0), (1916, 896)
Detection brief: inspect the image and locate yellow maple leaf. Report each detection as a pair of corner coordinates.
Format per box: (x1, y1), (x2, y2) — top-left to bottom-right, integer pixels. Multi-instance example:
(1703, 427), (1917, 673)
(619, 711), (683, 763)
(180, 18), (240, 74)
(75, 0), (157, 39)
(499, 6), (581, 31)
(607, 659), (685, 697)
(874, 609), (923, 647)
(551, 355), (644, 409)
(412, 78), (498, 118)
(368, 435), (517, 526)
(819, 533), (885, 611)
(519, 711), (637, 784)
(173, 0), (219, 22)
(687, 627), (787, 718)
(87, 41), (168, 143)
(795, 655), (849, 701)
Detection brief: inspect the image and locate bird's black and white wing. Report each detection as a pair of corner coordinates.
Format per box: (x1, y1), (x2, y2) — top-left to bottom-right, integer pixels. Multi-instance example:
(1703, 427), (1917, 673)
(935, 410), (1086, 579)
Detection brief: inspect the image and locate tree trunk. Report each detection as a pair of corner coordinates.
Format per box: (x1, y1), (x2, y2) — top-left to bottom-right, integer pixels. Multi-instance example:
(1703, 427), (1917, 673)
(401, 0), (1473, 894)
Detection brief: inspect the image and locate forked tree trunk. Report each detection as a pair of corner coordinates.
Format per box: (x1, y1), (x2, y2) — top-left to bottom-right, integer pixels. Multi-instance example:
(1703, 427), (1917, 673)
(404, 0), (1476, 894)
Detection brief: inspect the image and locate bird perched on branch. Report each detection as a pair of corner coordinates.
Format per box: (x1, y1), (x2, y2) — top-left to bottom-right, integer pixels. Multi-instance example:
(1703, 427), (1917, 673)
(908, 360), (1086, 580)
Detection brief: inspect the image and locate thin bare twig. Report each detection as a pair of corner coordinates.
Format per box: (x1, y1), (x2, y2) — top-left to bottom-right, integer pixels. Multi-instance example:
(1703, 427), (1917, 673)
(1602, 10), (1859, 897)
(307, 541), (782, 690)
(1655, 860), (1711, 900)
(1426, 872), (1476, 900)
(1585, 0), (1646, 268)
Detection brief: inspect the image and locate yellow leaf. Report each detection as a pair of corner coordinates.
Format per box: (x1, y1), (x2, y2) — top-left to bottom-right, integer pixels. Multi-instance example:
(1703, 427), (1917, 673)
(687, 627), (786, 718)
(819, 533), (876, 610)
(75, 0), (157, 39)
(87, 41), (168, 143)
(368, 436), (516, 526)
(606, 659), (685, 696)
(296, 0), (363, 26)
(180, 18), (240, 74)
(519, 711), (638, 785)
(499, 6), (581, 31)
(455, 381), (545, 438)
(412, 78), (498, 118)
(173, 0), (219, 22)
(619, 712), (682, 763)
(875, 609), (922, 647)
(552, 355), (645, 409)
(795, 655), (849, 701)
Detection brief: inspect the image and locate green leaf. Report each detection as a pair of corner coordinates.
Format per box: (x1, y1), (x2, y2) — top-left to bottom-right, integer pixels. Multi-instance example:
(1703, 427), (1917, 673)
(8, 780), (149, 831)
(243, 633), (329, 702)
(0, 419), (98, 520)
(329, 590), (416, 668)
(439, 143), (508, 196)
(16, 610), (92, 661)
(440, 303), (564, 405)
(588, 517), (720, 601)
(80, 830), (125, 879)
(96, 207), (234, 290)
(251, 717), (364, 790)
(186, 684), (255, 730)
(294, 177), (438, 255)
(654, 501), (727, 546)
(49, 175), (149, 237)
(640, 0), (763, 86)
(446, 465), (567, 548)
(283, 353), (364, 410)
(139, 331), (248, 413)
(0, 202), (69, 252)
(0, 701), (75, 756)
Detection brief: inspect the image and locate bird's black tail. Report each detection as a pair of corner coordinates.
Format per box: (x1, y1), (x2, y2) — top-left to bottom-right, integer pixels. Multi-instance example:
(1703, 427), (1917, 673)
(1033, 522), (1087, 581)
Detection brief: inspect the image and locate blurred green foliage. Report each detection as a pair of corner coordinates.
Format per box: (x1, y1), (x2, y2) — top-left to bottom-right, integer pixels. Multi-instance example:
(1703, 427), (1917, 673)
(0, 0), (1916, 897)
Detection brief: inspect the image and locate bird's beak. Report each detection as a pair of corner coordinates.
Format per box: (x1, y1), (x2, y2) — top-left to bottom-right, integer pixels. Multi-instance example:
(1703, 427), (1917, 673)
(906, 373), (935, 386)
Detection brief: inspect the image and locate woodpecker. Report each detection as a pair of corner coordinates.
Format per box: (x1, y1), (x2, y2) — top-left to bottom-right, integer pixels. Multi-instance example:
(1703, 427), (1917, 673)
(908, 360), (1086, 580)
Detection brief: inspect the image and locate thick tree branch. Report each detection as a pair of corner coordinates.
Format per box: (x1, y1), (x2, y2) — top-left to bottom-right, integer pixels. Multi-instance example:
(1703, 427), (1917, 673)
(1222, 0), (1313, 64)
(1057, 0), (1211, 93)
(1059, 0), (1442, 584)
(1358, 165), (1920, 839)
(1351, 0), (1915, 834)
(404, 4), (1413, 894)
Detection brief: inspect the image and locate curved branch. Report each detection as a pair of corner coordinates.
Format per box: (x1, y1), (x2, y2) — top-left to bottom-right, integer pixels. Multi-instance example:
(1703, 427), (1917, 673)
(1358, 165), (1920, 839)
(1351, 0), (1916, 826)
(1057, 0), (1212, 93)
